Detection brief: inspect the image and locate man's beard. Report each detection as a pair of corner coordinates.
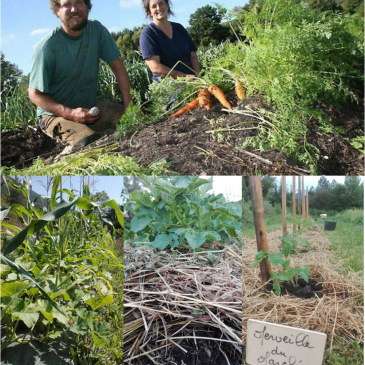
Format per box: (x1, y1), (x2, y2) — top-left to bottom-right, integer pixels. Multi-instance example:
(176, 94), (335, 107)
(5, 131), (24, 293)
(64, 13), (88, 31)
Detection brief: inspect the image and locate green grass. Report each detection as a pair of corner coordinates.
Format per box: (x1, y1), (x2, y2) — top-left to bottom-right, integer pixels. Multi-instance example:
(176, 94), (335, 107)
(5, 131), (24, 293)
(323, 209), (364, 274)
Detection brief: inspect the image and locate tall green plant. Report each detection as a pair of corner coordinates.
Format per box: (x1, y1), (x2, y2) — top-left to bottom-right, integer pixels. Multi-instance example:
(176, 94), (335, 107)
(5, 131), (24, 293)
(1, 177), (123, 362)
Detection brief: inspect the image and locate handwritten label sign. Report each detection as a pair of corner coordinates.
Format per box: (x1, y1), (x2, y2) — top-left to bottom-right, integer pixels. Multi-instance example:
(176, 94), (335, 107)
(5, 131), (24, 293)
(246, 319), (326, 365)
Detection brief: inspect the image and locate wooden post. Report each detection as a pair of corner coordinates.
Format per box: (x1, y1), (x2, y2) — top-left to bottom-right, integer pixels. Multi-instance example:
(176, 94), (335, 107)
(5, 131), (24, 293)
(306, 187), (309, 219)
(282, 177), (287, 236)
(302, 177), (305, 219)
(292, 176), (296, 231)
(298, 176), (301, 229)
(249, 177), (272, 284)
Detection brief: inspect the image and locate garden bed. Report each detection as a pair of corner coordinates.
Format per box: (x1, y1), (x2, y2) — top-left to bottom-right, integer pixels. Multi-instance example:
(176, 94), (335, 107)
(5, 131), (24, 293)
(242, 228), (364, 348)
(1, 96), (363, 175)
(123, 243), (242, 364)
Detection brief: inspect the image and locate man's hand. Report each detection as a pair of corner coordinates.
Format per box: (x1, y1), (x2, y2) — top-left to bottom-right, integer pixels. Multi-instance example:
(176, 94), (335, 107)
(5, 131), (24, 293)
(68, 107), (101, 124)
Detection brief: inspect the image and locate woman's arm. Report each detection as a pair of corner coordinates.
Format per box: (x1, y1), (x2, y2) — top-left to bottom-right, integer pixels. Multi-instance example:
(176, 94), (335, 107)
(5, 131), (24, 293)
(190, 52), (200, 76)
(145, 56), (195, 79)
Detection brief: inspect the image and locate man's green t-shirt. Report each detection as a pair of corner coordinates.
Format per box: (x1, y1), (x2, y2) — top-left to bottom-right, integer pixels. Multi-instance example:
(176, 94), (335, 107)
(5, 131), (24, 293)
(29, 20), (120, 117)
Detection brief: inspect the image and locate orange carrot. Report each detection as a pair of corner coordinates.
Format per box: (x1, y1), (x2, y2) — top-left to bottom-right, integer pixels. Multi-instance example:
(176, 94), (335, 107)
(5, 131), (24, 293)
(169, 98), (199, 118)
(198, 88), (211, 110)
(208, 84), (232, 110)
(235, 81), (245, 101)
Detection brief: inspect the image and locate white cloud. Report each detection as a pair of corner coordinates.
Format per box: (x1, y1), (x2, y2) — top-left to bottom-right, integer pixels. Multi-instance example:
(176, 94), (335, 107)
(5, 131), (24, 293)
(0, 34), (16, 45)
(108, 27), (120, 33)
(119, 0), (140, 8)
(30, 28), (51, 37)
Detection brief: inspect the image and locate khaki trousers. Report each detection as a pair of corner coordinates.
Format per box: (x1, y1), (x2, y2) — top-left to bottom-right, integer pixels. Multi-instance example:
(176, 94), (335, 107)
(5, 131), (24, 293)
(41, 100), (124, 147)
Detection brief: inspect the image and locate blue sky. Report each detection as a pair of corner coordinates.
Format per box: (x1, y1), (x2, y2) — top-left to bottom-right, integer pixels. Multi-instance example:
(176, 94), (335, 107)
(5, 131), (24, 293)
(28, 176), (124, 204)
(1, 0), (244, 75)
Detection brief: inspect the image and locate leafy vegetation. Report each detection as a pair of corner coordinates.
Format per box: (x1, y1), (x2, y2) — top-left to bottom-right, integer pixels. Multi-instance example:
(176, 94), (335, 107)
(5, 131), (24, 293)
(250, 244), (311, 295)
(1, 177), (124, 363)
(126, 176), (242, 250)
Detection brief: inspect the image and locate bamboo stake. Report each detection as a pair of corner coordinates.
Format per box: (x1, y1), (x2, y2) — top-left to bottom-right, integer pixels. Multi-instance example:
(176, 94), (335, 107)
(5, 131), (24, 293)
(282, 177), (287, 236)
(292, 176), (296, 231)
(249, 177), (272, 284)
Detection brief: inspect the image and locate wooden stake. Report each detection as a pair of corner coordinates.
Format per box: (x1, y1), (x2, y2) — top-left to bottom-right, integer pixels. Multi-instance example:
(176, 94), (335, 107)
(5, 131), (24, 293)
(249, 177), (272, 284)
(292, 177), (296, 231)
(282, 177), (287, 236)
(302, 176), (305, 219)
(298, 176), (301, 229)
(306, 186), (309, 219)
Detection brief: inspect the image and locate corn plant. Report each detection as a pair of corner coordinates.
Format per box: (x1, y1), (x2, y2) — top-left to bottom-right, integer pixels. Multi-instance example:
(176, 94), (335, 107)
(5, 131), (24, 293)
(126, 176), (242, 250)
(1, 177), (123, 363)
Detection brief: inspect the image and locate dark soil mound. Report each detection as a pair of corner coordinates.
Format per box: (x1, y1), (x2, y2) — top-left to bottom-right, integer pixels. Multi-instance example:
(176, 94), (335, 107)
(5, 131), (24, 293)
(134, 328), (242, 365)
(268, 278), (323, 299)
(1, 128), (61, 169)
(2, 96), (363, 175)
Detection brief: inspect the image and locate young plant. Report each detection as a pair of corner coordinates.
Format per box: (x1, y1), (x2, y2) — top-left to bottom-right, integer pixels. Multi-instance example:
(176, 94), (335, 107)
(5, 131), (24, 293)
(250, 249), (311, 295)
(279, 233), (311, 254)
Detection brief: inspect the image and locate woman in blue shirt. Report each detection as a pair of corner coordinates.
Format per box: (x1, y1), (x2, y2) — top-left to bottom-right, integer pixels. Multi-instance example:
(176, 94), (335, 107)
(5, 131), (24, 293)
(140, 0), (200, 81)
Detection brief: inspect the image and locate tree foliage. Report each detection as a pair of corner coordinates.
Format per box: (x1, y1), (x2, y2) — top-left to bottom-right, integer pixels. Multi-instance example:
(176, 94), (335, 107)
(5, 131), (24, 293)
(1, 53), (23, 109)
(188, 5), (232, 47)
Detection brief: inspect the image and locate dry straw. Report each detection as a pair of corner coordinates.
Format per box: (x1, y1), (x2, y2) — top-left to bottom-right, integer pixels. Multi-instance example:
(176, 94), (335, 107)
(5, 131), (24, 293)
(242, 226), (364, 352)
(124, 244), (242, 363)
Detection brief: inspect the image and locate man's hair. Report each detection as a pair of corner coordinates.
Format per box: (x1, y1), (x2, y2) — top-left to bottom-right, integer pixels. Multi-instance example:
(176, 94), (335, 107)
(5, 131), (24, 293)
(142, 0), (174, 19)
(50, 0), (93, 15)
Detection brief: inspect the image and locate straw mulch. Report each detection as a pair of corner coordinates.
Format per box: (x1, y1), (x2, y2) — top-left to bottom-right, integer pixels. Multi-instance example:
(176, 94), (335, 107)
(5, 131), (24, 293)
(242, 227), (364, 349)
(124, 243), (242, 364)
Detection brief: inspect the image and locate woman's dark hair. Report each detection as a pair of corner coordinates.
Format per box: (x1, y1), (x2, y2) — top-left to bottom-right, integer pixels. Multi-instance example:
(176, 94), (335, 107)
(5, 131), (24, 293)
(142, 0), (174, 19)
(50, 0), (92, 15)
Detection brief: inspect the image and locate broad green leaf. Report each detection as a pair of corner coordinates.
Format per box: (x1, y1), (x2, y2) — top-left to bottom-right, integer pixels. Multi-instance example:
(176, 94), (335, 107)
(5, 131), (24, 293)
(136, 206), (158, 218)
(131, 215), (153, 232)
(91, 331), (107, 348)
(278, 272), (293, 281)
(88, 320), (111, 337)
(86, 295), (114, 311)
(0, 263), (11, 274)
(185, 231), (205, 249)
(12, 303), (39, 328)
(76, 308), (97, 320)
(69, 317), (88, 335)
(50, 176), (61, 210)
(1, 254), (66, 317)
(152, 234), (172, 250)
(300, 270), (309, 282)
(1, 281), (27, 298)
(203, 231), (221, 241)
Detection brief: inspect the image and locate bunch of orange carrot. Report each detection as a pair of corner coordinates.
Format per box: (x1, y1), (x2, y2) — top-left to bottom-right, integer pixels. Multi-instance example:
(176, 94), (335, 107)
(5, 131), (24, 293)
(169, 82), (245, 119)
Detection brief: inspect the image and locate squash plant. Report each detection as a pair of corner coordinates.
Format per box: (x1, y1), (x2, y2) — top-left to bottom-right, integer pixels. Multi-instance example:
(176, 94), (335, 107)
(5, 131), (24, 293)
(126, 176), (242, 250)
(1, 177), (123, 363)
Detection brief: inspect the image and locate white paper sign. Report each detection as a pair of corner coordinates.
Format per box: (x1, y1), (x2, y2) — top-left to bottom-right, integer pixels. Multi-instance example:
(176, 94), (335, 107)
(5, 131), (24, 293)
(246, 319), (327, 365)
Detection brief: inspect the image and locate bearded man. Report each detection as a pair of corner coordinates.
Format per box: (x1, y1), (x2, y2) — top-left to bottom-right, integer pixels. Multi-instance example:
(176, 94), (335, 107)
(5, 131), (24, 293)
(29, 0), (132, 148)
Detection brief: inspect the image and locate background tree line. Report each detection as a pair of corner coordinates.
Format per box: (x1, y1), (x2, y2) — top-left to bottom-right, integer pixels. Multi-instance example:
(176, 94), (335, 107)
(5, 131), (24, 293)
(243, 176), (364, 214)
